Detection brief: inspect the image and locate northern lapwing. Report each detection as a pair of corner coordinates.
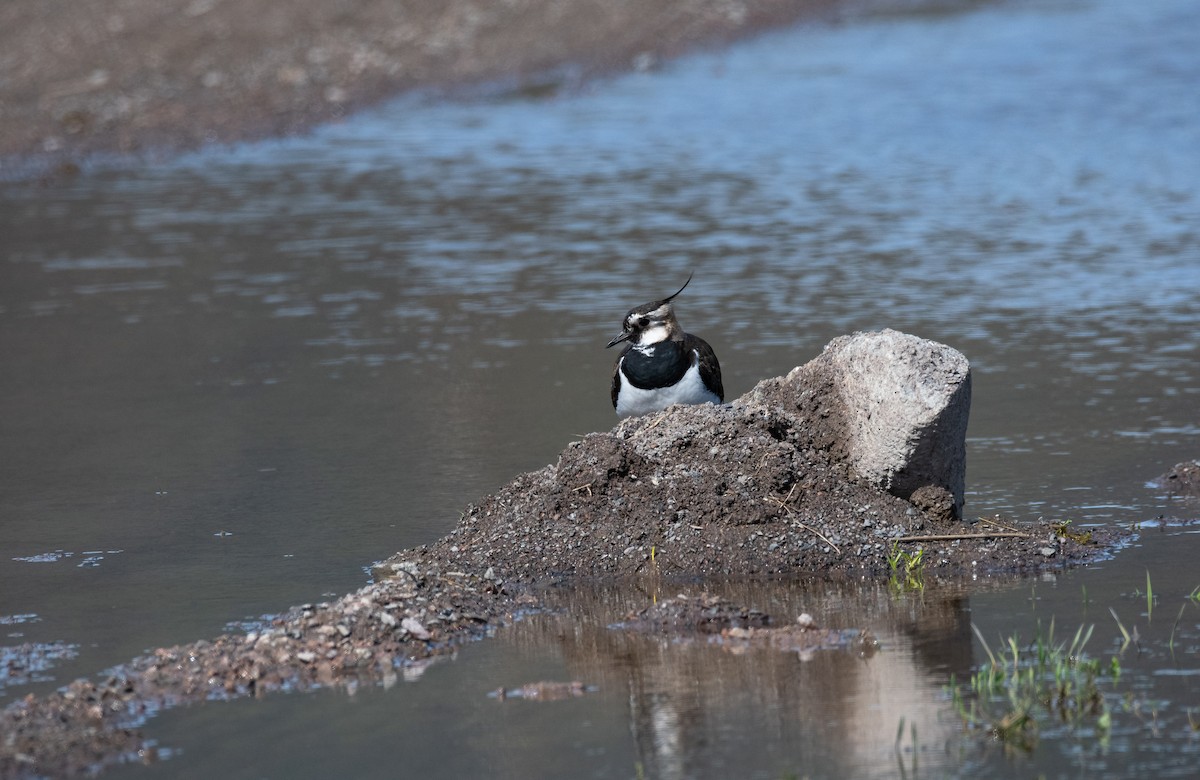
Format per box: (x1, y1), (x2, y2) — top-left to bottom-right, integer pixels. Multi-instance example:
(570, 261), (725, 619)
(607, 274), (724, 417)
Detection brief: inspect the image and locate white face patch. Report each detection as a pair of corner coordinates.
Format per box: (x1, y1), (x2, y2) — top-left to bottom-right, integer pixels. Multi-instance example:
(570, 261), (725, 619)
(636, 323), (670, 346)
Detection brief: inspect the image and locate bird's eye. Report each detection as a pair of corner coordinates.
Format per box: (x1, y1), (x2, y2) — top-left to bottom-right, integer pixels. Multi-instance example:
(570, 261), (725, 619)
(636, 317), (648, 327)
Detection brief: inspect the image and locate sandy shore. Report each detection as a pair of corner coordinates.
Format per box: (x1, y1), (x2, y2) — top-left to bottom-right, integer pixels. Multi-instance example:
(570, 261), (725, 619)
(1, 0), (848, 179)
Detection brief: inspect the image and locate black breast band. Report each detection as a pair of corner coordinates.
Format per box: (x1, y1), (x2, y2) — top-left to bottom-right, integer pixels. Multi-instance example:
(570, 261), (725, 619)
(621, 341), (691, 390)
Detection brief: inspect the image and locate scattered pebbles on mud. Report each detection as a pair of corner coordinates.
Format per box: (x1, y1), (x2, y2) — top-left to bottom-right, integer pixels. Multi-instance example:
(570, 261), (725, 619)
(1, 564), (516, 777)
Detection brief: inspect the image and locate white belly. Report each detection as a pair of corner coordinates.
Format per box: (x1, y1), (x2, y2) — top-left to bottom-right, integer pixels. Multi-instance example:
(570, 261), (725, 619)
(615, 360), (720, 418)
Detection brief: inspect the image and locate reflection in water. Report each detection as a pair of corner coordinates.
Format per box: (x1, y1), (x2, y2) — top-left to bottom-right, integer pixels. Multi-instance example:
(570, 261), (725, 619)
(505, 581), (979, 779)
(99, 546), (1200, 780)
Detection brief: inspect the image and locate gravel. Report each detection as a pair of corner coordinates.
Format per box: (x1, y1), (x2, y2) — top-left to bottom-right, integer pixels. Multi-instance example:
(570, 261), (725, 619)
(0, 0), (851, 181)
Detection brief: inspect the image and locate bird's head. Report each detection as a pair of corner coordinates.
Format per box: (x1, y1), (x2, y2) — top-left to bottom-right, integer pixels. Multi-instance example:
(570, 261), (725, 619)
(606, 274), (692, 349)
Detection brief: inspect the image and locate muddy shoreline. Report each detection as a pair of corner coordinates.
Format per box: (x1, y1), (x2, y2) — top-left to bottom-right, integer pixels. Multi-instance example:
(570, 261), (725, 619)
(1, 353), (1134, 777)
(1, 0), (863, 181)
(0, 529), (1130, 778)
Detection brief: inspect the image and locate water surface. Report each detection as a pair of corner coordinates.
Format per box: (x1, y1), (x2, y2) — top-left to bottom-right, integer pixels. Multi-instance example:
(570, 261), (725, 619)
(2, 0), (1199, 775)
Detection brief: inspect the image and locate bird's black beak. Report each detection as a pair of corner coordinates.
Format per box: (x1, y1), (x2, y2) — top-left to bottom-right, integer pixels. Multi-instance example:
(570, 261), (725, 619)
(606, 331), (630, 348)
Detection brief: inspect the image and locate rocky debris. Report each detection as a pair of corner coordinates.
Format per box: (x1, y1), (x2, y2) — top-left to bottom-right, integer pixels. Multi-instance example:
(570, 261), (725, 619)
(1153, 460), (1200, 498)
(741, 329), (970, 520)
(489, 681), (598, 700)
(0, 564), (519, 778)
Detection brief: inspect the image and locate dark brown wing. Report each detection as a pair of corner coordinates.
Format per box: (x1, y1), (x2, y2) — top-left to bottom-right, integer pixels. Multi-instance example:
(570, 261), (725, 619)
(683, 333), (723, 401)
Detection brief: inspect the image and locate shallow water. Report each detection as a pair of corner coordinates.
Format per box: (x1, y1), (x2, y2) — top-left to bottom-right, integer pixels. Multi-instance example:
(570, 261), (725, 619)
(2, 0), (1199, 775)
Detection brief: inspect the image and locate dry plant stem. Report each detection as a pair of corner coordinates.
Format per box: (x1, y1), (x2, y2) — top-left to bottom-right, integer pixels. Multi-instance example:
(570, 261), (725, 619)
(978, 516), (1023, 533)
(894, 532), (1032, 543)
(764, 494), (843, 554)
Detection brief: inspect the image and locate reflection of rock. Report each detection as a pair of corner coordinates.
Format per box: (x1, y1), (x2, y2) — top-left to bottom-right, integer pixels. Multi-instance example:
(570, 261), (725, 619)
(489, 680), (597, 700)
(523, 581), (977, 780)
(615, 593), (772, 634)
(614, 592), (875, 655)
(1153, 460), (1200, 498)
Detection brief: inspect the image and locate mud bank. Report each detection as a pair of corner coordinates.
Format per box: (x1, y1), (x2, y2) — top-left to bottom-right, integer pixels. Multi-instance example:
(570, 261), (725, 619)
(2, 0), (858, 180)
(0, 334), (1130, 777)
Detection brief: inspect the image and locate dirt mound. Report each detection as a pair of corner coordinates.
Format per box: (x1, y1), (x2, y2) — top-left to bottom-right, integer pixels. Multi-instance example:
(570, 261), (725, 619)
(408, 402), (926, 581)
(384, 348), (1114, 584)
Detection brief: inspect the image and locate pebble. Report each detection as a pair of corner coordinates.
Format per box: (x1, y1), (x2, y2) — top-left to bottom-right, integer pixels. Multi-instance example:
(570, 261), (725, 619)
(401, 617), (430, 640)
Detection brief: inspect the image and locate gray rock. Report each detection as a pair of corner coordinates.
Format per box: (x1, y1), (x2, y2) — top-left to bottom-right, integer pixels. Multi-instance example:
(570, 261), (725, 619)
(741, 329), (970, 520)
(820, 330), (969, 519)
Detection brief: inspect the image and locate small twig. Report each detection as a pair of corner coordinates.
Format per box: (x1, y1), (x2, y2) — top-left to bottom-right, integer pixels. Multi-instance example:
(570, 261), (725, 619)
(893, 532), (1032, 542)
(796, 521), (842, 555)
(572, 482), (593, 498)
(764, 495), (842, 554)
(767, 484), (798, 510)
(977, 515), (1022, 534)
(631, 413), (668, 438)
